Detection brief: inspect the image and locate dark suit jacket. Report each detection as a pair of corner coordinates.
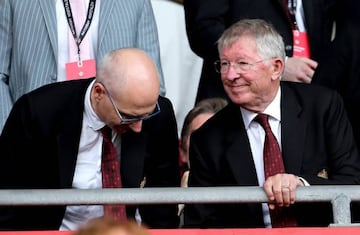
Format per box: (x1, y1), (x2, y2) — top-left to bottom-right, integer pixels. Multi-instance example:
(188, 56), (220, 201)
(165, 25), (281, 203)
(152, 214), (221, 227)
(312, 20), (360, 153)
(184, 0), (342, 102)
(183, 82), (360, 228)
(0, 78), (180, 230)
(312, 20), (360, 222)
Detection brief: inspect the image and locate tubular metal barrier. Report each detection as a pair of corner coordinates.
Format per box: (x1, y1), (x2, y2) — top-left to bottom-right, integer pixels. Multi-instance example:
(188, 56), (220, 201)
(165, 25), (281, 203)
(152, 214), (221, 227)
(0, 185), (360, 227)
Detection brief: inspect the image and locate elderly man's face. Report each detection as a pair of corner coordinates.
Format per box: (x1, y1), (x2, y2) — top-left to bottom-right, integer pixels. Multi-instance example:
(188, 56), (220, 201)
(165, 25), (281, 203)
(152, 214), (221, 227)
(219, 36), (278, 111)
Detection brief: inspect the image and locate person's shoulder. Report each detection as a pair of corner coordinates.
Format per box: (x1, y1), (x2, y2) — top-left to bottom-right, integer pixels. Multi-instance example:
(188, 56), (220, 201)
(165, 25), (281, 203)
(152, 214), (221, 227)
(17, 79), (93, 109)
(281, 81), (343, 108)
(29, 78), (93, 95)
(191, 102), (234, 136)
(281, 81), (337, 96)
(143, 96), (176, 128)
(158, 95), (172, 104)
(158, 95), (175, 111)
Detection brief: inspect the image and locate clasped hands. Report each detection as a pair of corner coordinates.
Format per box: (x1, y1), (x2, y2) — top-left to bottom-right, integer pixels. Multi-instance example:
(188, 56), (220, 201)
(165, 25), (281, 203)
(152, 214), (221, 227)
(263, 173), (305, 210)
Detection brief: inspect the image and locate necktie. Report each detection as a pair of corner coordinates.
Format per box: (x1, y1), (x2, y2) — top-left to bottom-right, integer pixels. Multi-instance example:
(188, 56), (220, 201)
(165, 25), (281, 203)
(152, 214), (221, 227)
(101, 126), (127, 221)
(254, 113), (297, 227)
(68, 0), (91, 63)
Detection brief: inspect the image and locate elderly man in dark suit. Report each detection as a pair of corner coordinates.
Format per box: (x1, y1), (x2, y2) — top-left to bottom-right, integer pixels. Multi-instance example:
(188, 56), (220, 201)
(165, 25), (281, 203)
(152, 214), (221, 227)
(0, 48), (180, 230)
(183, 19), (360, 228)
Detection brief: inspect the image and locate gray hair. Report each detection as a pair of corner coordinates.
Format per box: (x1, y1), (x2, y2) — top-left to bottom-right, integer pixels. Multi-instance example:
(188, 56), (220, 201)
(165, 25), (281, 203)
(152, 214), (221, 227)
(217, 19), (285, 61)
(96, 49), (127, 95)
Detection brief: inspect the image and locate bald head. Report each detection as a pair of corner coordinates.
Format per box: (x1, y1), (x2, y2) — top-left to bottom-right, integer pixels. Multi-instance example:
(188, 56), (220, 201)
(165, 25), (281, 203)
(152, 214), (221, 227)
(91, 48), (161, 131)
(97, 48), (160, 107)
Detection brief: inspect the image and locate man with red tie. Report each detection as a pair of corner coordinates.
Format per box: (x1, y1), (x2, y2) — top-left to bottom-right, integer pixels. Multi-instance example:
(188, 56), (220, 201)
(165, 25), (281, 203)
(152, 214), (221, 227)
(183, 19), (360, 228)
(0, 48), (180, 230)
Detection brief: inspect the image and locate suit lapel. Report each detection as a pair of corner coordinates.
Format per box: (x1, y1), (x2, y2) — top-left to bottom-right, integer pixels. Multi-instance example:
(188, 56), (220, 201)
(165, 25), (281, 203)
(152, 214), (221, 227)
(280, 83), (306, 174)
(275, 0), (288, 12)
(38, 0), (58, 62)
(274, 0), (294, 29)
(121, 131), (146, 188)
(302, 0), (313, 32)
(57, 113), (84, 188)
(224, 87), (306, 183)
(56, 80), (93, 188)
(302, 0), (336, 34)
(224, 106), (259, 186)
(303, 0), (337, 51)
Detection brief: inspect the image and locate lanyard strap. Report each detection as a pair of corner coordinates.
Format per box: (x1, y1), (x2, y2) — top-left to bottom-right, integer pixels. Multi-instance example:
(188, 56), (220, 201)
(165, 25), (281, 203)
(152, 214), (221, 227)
(62, 0), (96, 55)
(286, 0), (298, 30)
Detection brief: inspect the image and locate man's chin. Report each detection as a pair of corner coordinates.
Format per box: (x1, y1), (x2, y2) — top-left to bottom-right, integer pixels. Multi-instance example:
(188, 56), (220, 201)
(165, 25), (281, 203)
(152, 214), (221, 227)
(226, 94), (248, 106)
(113, 125), (130, 134)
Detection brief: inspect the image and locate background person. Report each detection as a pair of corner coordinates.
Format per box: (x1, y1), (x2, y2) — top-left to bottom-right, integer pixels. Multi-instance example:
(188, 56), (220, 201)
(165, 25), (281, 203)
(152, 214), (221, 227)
(73, 217), (149, 235)
(178, 97), (228, 183)
(0, 0), (165, 133)
(178, 97), (227, 226)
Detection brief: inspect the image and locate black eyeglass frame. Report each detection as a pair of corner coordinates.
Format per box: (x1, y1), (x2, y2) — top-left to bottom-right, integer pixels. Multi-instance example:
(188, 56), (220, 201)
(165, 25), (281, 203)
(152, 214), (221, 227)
(99, 82), (161, 124)
(214, 58), (274, 74)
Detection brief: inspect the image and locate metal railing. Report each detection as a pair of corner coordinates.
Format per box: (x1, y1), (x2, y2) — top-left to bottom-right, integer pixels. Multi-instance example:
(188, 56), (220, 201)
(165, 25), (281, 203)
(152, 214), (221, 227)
(0, 185), (359, 227)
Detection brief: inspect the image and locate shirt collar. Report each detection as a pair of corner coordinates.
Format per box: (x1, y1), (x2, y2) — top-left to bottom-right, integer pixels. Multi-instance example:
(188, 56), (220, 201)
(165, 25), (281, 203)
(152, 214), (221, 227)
(241, 87), (281, 129)
(84, 80), (106, 131)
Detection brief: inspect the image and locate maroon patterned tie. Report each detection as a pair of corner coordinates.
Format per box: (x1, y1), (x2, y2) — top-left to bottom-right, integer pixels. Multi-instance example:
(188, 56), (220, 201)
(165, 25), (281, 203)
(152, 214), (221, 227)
(254, 113), (297, 227)
(101, 126), (127, 221)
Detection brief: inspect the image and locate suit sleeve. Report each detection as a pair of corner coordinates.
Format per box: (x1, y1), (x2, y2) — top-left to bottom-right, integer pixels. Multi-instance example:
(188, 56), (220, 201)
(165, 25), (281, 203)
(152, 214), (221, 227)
(182, 134), (219, 227)
(139, 96), (180, 228)
(0, 94), (45, 188)
(0, 0), (14, 132)
(183, 0), (229, 60)
(138, 0), (165, 96)
(301, 90), (360, 185)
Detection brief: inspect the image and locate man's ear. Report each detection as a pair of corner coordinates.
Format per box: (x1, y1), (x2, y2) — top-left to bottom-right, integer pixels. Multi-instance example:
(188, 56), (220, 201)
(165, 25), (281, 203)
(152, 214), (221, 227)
(271, 58), (284, 81)
(93, 82), (106, 101)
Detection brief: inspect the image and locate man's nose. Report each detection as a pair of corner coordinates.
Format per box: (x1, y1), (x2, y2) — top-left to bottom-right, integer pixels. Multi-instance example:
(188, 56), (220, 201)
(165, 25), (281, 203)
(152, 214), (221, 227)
(128, 120), (143, 133)
(223, 66), (240, 81)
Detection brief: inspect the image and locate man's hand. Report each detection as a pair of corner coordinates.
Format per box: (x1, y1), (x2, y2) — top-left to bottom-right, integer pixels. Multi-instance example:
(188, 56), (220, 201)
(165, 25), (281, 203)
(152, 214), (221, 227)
(282, 57), (318, 83)
(263, 173), (305, 210)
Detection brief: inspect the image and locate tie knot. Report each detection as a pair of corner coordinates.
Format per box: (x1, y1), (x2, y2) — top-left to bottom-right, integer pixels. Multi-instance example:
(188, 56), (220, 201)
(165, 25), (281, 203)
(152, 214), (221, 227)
(254, 113), (270, 129)
(100, 126), (112, 141)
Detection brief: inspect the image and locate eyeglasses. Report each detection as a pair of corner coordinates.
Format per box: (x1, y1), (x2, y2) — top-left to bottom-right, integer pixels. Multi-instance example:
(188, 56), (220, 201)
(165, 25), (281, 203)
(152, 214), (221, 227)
(99, 82), (161, 124)
(214, 58), (272, 74)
